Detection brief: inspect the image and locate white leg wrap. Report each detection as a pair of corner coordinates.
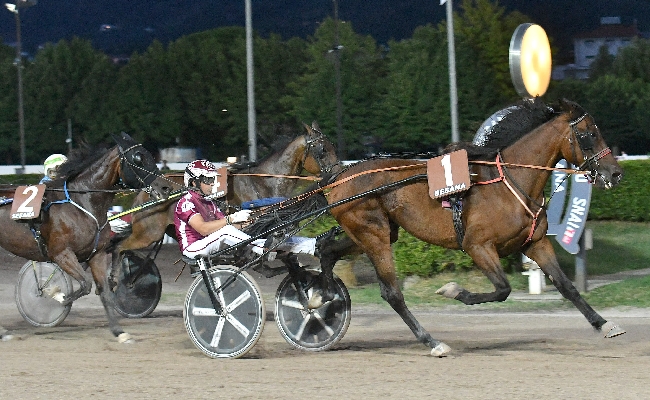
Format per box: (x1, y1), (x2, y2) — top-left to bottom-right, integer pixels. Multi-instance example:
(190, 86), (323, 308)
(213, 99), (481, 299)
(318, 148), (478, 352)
(118, 332), (134, 344)
(430, 342), (451, 357)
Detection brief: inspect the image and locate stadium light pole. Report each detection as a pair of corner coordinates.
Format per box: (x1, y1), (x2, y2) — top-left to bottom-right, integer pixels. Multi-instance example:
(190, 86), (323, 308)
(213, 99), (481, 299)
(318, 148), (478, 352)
(5, 0), (36, 171)
(245, 0), (257, 162)
(441, 0), (459, 143)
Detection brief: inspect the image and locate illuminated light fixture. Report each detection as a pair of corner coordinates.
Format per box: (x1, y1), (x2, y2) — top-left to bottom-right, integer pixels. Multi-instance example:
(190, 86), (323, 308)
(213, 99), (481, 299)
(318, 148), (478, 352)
(509, 23), (552, 98)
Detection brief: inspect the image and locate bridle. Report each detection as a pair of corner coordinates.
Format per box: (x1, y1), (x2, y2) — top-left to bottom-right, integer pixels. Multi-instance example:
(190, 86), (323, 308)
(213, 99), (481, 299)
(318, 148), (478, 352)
(116, 143), (161, 194)
(302, 129), (342, 175)
(568, 113), (613, 186)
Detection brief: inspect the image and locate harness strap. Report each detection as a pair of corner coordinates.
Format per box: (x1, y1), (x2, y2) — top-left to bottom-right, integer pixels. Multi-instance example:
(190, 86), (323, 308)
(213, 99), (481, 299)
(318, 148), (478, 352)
(43, 181), (103, 262)
(28, 220), (49, 258)
(475, 154), (545, 246)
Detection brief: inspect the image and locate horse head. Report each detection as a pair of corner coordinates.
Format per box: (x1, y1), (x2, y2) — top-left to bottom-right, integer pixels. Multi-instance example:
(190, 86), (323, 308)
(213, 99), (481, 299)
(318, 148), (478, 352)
(111, 132), (172, 199)
(302, 122), (341, 176)
(557, 99), (623, 189)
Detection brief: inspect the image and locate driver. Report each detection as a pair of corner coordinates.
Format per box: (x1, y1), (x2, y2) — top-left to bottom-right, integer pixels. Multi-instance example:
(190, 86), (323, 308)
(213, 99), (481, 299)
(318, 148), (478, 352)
(173, 160), (316, 272)
(40, 153), (68, 184)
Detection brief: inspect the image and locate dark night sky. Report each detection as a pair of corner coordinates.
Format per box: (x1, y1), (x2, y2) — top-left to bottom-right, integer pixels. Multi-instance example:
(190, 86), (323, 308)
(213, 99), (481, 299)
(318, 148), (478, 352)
(1, 0), (649, 62)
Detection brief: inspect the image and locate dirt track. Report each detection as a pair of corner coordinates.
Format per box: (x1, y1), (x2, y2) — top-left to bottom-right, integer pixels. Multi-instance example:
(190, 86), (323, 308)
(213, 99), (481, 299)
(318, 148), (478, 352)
(1, 244), (650, 399)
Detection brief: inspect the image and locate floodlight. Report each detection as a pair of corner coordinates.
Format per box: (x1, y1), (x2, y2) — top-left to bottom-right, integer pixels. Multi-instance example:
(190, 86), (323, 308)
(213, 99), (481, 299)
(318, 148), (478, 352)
(509, 23), (552, 98)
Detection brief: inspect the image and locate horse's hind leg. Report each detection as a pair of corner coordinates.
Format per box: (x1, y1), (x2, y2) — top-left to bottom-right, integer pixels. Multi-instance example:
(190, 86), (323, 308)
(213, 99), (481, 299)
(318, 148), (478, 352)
(526, 238), (625, 338)
(0, 325), (13, 340)
(350, 229), (450, 356)
(89, 251), (133, 343)
(51, 249), (93, 304)
(436, 245), (512, 304)
(309, 231), (357, 309)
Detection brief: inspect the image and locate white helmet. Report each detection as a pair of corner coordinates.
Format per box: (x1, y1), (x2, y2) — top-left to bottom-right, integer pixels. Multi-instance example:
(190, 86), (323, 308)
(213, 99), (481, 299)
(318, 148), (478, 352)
(43, 154), (68, 178)
(184, 159), (220, 187)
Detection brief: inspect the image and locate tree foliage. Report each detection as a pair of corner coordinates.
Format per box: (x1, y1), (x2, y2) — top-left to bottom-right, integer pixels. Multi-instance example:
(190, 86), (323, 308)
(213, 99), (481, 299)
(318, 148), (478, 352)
(4, 1), (650, 165)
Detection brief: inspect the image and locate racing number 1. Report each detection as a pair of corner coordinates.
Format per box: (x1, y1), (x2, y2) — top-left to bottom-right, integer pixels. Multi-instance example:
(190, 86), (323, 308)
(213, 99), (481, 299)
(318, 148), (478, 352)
(440, 154), (454, 187)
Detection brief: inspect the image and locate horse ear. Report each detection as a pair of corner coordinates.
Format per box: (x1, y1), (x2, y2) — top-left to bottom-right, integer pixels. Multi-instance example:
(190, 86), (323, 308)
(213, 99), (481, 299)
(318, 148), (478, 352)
(112, 132), (136, 147)
(120, 132), (134, 141)
(311, 121), (320, 131)
(303, 122), (314, 137)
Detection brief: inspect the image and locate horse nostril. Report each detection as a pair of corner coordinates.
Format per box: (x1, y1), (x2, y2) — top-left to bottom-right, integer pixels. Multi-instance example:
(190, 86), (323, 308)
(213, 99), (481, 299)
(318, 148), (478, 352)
(612, 172), (622, 184)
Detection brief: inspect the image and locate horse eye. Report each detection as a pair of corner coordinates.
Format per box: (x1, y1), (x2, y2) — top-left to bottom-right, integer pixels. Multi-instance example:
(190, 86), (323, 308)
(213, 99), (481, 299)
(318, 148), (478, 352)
(132, 152), (143, 165)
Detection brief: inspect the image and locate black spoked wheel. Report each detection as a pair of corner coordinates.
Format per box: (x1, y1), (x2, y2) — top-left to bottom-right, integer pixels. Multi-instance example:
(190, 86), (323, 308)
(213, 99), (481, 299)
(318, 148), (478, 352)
(183, 266), (265, 359)
(15, 261), (73, 327)
(113, 251), (162, 318)
(275, 269), (351, 351)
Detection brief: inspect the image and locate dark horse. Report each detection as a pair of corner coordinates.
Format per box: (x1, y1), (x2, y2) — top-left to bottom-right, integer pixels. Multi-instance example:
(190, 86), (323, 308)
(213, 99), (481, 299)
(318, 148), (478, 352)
(110, 123), (341, 265)
(315, 99), (624, 356)
(0, 132), (167, 342)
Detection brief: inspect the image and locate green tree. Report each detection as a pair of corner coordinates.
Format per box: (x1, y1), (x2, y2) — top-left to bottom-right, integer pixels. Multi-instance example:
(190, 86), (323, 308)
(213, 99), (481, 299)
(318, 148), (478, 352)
(22, 38), (109, 162)
(0, 42), (18, 164)
(376, 23), (502, 152)
(253, 34), (309, 144)
(67, 54), (120, 142)
(589, 45), (615, 81)
(283, 18), (387, 158)
(584, 75), (650, 155)
(455, 0), (531, 101)
(611, 38), (650, 83)
(105, 40), (182, 149)
(166, 27), (250, 160)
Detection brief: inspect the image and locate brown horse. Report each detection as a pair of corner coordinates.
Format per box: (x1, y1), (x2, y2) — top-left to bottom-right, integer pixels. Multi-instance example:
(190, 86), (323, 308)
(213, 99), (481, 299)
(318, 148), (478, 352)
(0, 132), (167, 342)
(110, 123), (341, 264)
(315, 99), (624, 356)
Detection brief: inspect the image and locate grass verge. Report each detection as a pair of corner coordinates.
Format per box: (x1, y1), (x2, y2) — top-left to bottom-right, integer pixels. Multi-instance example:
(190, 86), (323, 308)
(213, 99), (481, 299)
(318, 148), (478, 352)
(348, 220), (650, 310)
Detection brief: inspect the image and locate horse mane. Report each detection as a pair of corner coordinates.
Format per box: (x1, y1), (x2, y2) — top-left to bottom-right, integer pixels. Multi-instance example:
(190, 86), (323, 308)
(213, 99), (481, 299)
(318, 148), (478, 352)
(56, 141), (112, 182)
(229, 134), (300, 172)
(447, 97), (558, 160)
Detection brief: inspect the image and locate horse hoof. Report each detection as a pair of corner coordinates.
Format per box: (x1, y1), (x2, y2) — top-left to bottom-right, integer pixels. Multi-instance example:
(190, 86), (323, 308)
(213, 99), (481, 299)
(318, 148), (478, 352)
(1, 334), (14, 341)
(43, 285), (66, 303)
(435, 282), (463, 299)
(601, 321), (626, 338)
(117, 332), (135, 344)
(430, 342), (451, 357)
(308, 293), (323, 309)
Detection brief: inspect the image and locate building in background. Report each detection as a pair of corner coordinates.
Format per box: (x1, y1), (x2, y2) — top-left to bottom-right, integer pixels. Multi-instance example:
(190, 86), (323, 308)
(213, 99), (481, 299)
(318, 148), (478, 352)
(552, 17), (641, 80)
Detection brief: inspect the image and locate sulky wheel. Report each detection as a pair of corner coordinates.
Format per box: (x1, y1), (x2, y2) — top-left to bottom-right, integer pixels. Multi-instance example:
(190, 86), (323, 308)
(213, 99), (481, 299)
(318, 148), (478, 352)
(15, 261), (73, 327)
(113, 251), (162, 318)
(274, 269), (351, 351)
(183, 266), (265, 359)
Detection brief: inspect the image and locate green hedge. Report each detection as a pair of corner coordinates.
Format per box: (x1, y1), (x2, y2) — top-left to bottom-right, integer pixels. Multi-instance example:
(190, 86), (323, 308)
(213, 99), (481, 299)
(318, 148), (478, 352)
(589, 160), (650, 221)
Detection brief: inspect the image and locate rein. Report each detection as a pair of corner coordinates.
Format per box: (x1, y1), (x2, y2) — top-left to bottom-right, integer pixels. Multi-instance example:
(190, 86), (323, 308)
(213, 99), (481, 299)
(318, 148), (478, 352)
(229, 173), (320, 181)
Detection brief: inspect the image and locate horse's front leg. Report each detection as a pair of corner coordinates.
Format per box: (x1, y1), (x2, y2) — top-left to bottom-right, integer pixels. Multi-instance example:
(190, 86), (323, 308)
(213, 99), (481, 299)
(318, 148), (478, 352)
(526, 238), (625, 338)
(435, 244), (512, 304)
(88, 251), (133, 343)
(50, 249), (93, 304)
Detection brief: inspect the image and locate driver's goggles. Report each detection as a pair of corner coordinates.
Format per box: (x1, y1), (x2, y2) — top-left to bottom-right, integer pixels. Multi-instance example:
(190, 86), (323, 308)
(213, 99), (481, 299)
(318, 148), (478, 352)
(200, 176), (216, 185)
